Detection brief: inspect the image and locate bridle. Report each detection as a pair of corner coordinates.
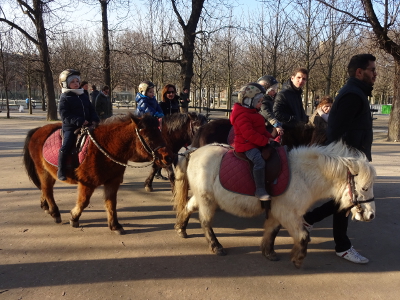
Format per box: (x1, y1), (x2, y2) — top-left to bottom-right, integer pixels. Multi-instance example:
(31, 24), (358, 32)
(347, 170), (374, 216)
(85, 126), (166, 168)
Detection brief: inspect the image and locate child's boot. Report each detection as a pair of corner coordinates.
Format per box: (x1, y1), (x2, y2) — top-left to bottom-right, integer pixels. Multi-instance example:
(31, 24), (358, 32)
(253, 168), (271, 201)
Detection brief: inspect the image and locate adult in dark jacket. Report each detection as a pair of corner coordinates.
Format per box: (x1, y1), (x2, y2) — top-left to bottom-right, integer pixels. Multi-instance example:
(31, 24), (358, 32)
(95, 85), (112, 120)
(80, 80), (89, 97)
(58, 69), (99, 181)
(155, 84), (180, 180)
(303, 54), (377, 264)
(90, 85), (100, 108)
(159, 84), (180, 115)
(257, 75), (284, 137)
(273, 68), (309, 129)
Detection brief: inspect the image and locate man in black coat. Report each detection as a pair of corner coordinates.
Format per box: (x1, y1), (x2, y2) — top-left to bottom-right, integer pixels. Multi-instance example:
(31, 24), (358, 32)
(303, 53), (377, 264)
(273, 68), (309, 129)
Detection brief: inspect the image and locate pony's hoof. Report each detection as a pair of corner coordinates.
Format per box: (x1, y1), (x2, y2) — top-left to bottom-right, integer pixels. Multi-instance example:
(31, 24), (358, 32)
(113, 228), (126, 235)
(176, 229), (188, 238)
(70, 220), (79, 228)
(54, 216), (62, 224)
(145, 186), (153, 192)
(214, 248), (227, 256)
(292, 259), (303, 269)
(264, 252), (280, 261)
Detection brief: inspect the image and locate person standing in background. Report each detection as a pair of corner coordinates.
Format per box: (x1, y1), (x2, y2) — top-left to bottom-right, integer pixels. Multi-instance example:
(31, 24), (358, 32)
(95, 85), (112, 120)
(90, 85), (100, 108)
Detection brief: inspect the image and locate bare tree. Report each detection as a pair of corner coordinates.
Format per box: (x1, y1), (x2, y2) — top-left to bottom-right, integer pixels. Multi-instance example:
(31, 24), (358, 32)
(0, 0), (66, 120)
(316, 0), (400, 141)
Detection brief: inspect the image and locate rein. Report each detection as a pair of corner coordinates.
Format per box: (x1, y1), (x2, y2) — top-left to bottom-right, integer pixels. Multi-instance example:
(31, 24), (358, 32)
(347, 170), (374, 215)
(84, 126), (159, 168)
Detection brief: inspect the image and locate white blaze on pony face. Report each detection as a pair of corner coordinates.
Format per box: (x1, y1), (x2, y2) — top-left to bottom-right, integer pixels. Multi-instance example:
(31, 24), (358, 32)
(350, 182), (375, 222)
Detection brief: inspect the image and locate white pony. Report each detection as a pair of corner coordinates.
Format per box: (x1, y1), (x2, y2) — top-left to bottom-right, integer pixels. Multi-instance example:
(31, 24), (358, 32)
(173, 142), (376, 268)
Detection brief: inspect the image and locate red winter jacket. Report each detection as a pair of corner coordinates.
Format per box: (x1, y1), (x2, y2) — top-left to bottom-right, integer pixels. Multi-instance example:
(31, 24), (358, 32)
(230, 103), (272, 153)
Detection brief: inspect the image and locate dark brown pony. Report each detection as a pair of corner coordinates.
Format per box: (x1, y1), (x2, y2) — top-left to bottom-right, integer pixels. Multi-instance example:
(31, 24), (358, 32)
(23, 113), (173, 234)
(144, 112), (207, 191)
(191, 118), (323, 149)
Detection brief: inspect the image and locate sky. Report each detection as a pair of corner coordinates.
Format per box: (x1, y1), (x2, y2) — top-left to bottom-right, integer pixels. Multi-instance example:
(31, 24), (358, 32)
(71, 0), (263, 32)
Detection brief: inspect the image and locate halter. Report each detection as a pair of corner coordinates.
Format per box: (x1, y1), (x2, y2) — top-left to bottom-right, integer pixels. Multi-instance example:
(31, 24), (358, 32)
(347, 170), (374, 216)
(85, 126), (165, 168)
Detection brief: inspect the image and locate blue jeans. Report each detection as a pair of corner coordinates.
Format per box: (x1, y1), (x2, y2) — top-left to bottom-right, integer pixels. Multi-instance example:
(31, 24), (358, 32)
(245, 148), (265, 170)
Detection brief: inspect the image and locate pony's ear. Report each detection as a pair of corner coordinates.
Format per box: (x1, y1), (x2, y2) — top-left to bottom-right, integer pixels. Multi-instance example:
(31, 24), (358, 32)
(345, 158), (360, 176)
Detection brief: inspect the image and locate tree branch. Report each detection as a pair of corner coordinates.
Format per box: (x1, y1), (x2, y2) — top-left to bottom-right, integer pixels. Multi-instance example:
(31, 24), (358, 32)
(0, 18), (38, 45)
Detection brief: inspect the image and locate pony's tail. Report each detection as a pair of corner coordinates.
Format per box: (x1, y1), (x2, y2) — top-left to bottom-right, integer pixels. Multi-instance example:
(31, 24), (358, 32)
(23, 128), (41, 189)
(173, 150), (195, 214)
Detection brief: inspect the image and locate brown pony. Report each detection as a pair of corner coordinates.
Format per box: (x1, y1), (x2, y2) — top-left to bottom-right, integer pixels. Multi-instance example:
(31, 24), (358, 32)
(191, 118), (320, 149)
(144, 112), (207, 191)
(23, 113), (173, 234)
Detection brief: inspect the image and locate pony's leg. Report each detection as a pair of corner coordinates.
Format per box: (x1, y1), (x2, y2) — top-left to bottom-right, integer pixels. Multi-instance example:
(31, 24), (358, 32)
(103, 179), (125, 234)
(69, 183), (95, 229)
(283, 219), (311, 269)
(39, 171), (61, 223)
(175, 195), (198, 238)
(198, 199), (225, 256)
(261, 216), (282, 261)
(144, 163), (158, 192)
(166, 165), (175, 192)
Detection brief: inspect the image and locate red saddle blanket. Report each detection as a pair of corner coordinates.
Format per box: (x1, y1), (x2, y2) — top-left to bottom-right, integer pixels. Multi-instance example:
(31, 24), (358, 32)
(219, 146), (290, 197)
(43, 129), (90, 167)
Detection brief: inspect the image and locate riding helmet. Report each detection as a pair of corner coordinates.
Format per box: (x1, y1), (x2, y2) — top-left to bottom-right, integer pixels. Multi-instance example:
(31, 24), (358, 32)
(238, 82), (266, 109)
(257, 75), (278, 89)
(59, 69), (81, 89)
(138, 81), (155, 95)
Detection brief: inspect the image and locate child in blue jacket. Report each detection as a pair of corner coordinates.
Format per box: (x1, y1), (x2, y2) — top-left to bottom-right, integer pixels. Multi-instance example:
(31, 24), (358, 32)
(135, 81), (164, 118)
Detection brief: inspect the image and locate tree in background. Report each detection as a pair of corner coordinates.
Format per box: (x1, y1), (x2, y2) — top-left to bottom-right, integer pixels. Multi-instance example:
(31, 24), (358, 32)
(316, 0), (400, 141)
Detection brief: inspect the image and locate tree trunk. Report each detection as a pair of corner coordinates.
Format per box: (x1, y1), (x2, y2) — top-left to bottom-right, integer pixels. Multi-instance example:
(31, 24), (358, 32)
(388, 59), (400, 141)
(100, 0), (111, 89)
(34, 0), (57, 120)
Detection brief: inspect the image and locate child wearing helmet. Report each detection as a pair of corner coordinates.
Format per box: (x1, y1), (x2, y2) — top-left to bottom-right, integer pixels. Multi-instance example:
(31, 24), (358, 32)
(58, 69), (100, 181)
(230, 83), (274, 206)
(135, 81), (164, 118)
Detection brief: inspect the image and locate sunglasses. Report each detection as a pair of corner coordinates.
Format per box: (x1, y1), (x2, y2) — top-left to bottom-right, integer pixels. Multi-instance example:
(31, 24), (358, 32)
(166, 90), (176, 94)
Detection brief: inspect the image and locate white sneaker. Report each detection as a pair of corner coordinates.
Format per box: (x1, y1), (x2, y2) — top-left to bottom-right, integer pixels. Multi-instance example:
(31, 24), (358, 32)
(303, 218), (313, 233)
(336, 246), (369, 264)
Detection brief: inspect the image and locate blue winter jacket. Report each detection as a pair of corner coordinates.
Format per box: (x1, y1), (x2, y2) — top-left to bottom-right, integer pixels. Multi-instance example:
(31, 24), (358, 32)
(59, 91), (100, 131)
(135, 93), (164, 117)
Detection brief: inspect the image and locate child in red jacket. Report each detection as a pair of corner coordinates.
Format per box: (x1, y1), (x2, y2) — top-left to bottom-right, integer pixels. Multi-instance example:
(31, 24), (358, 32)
(230, 83), (274, 205)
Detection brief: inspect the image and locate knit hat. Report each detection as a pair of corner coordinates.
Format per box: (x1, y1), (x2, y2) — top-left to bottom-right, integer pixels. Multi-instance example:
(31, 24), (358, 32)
(67, 75), (81, 88)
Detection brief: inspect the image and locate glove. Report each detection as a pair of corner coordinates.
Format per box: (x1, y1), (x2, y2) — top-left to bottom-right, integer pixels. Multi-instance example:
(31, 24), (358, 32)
(90, 122), (99, 129)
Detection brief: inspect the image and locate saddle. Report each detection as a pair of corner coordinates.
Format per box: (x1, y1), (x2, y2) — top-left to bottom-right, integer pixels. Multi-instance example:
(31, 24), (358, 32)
(219, 144), (290, 197)
(42, 128), (90, 168)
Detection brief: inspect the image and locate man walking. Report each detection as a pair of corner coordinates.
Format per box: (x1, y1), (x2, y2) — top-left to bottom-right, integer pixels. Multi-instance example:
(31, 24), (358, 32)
(95, 85), (112, 120)
(273, 68), (309, 129)
(303, 53), (377, 264)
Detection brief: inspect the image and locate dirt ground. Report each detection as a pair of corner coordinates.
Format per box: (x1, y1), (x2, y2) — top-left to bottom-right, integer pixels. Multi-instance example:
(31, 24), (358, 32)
(0, 109), (399, 300)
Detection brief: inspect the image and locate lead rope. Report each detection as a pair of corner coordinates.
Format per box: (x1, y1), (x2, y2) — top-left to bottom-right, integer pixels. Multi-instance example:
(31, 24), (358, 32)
(85, 127), (157, 168)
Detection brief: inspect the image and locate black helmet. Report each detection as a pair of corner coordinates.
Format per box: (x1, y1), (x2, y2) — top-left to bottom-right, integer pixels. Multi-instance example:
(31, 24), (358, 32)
(257, 75), (278, 90)
(59, 69), (81, 88)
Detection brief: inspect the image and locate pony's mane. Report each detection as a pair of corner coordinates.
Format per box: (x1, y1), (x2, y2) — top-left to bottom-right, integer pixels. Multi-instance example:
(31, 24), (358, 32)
(291, 141), (374, 186)
(103, 112), (136, 124)
(101, 112), (159, 129)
